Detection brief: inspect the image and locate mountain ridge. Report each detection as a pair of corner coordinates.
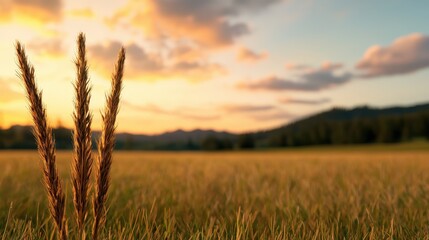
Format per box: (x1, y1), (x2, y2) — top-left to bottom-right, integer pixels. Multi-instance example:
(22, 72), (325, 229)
(2, 101), (429, 149)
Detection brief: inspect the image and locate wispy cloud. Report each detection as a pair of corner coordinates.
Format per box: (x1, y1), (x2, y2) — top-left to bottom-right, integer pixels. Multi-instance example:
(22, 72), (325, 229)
(89, 41), (225, 81)
(320, 62), (343, 71)
(280, 98), (330, 105)
(122, 101), (219, 120)
(356, 33), (429, 77)
(238, 63), (353, 91)
(252, 111), (296, 121)
(285, 63), (310, 71)
(0, 0), (62, 23)
(221, 104), (275, 113)
(26, 38), (64, 58)
(219, 104), (296, 122)
(236, 47), (267, 62)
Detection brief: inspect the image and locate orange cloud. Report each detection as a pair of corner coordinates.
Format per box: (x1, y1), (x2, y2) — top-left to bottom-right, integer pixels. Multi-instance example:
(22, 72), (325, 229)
(252, 111), (296, 121)
(88, 41), (225, 82)
(123, 101), (219, 120)
(67, 8), (95, 19)
(237, 47), (268, 63)
(26, 39), (64, 58)
(279, 97), (330, 105)
(0, 0), (62, 25)
(220, 104), (274, 113)
(168, 44), (207, 63)
(106, 0), (281, 48)
(102, 0), (282, 83)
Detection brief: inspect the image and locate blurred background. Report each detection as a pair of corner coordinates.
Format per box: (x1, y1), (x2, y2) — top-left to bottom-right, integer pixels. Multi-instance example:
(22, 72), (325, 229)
(1, 0), (429, 150)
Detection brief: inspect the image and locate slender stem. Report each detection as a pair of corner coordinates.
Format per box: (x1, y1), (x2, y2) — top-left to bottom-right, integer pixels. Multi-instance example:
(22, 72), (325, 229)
(92, 47), (125, 240)
(16, 42), (68, 240)
(72, 33), (93, 240)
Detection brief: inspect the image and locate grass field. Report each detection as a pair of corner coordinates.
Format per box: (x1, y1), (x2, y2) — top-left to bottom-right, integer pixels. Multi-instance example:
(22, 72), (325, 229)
(2, 146), (429, 239)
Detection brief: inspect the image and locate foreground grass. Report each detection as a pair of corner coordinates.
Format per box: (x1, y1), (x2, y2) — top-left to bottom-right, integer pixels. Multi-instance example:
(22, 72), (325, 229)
(1, 149), (429, 239)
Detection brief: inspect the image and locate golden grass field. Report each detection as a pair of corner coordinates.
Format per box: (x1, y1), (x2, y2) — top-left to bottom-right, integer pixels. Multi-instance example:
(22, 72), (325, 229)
(2, 148), (429, 239)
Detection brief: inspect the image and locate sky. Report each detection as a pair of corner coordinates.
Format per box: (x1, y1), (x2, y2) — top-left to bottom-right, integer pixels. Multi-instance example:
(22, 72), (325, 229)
(1, 0), (429, 134)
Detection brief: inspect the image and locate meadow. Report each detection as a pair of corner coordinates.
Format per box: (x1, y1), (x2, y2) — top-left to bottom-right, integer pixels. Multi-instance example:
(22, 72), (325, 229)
(2, 146), (429, 239)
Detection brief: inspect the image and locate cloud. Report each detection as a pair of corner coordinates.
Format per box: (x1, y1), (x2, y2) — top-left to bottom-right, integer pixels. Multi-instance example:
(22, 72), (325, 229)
(286, 62), (342, 71)
(124, 101), (279, 122)
(356, 33), (429, 77)
(221, 104), (274, 113)
(285, 63), (310, 71)
(89, 41), (225, 81)
(26, 38), (64, 58)
(122, 101), (219, 120)
(237, 47), (267, 62)
(0, 80), (22, 103)
(67, 8), (95, 19)
(320, 61), (343, 71)
(103, 0), (282, 82)
(0, 0), (62, 23)
(219, 103), (296, 122)
(280, 98), (330, 105)
(238, 64), (353, 91)
(168, 44), (201, 62)
(107, 0), (281, 47)
(90, 41), (163, 72)
(149, 0), (282, 45)
(252, 111), (296, 121)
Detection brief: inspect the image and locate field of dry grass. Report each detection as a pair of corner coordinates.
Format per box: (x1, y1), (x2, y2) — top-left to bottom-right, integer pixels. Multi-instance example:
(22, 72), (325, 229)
(2, 149), (429, 239)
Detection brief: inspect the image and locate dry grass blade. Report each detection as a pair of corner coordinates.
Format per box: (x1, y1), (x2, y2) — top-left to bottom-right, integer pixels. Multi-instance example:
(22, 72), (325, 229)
(71, 33), (93, 239)
(15, 42), (68, 240)
(92, 47), (125, 240)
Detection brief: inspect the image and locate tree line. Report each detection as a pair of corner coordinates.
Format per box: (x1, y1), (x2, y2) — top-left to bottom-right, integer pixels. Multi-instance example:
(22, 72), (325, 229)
(2, 109), (429, 150)
(263, 110), (429, 147)
(0, 126), (255, 150)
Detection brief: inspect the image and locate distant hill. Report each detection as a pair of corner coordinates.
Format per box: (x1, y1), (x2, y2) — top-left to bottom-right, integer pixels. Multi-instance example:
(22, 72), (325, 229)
(254, 102), (429, 147)
(298, 103), (429, 122)
(2, 102), (429, 150)
(113, 129), (236, 150)
(0, 126), (236, 150)
(266, 102), (429, 133)
(116, 129), (234, 143)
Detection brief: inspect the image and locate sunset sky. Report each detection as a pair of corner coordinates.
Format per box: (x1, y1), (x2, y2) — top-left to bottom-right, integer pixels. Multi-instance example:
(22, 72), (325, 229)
(1, 0), (429, 134)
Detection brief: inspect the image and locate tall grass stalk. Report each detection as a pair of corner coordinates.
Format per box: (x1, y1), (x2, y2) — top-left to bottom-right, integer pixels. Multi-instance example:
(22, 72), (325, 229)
(16, 33), (125, 240)
(16, 42), (68, 240)
(92, 47), (125, 240)
(71, 33), (93, 239)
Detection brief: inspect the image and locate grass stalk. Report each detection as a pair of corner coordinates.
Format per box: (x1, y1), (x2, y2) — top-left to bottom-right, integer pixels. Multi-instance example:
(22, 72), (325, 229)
(92, 47), (125, 240)
(16, 42), (68, 240)
(71, 33), (93, 239)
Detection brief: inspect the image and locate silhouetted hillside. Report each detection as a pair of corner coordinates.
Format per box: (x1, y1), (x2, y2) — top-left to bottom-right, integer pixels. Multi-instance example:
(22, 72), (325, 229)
(2, 102), (429, 150)
(114, 129), (235, 150)
(116, 129), (233, 142)
(0, 126), (235, 150)
(254, 102), (429, 147)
